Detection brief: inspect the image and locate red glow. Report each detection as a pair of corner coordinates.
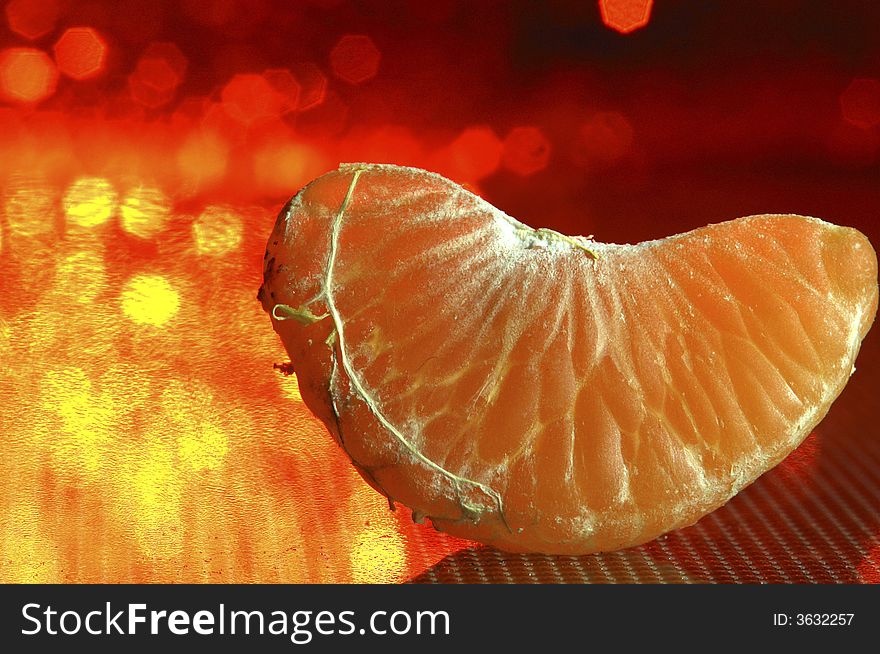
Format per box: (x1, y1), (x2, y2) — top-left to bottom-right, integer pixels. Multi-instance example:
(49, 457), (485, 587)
(840, 78), (880, 129)
(53, 28), (108, 81)
(330, 35), (381, 85)
(576, 111), (634, 165)
(4, 0), (59, 41)
(221, 73), (284, 124)
(502, 126), (552, 176)
(445, 126), (502, 181)
(0, 48), (58, 105)
(828, 121), (878, 169)
(290, 62), (327, 110)
(599, 0), (653, 35)
(263, 68), (302, 114)
(128, 43), (188, 108)
(858, 545), (880, 583)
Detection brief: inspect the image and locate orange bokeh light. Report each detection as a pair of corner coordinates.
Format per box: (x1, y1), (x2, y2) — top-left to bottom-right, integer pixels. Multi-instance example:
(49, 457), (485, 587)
(502, 126), (552, 176)
(446, 126), (503, 181)
(827, 120), (878, 169)
(53, 27), (108, 81)
(289, 62), (327, 111)
(576, 111), (634, 165)
(840, 77), (880, 129)
(0, 48), (58, 105)
(176, 130), (229, 190)
(330, 35), (381, 84)
(599, 0), (653, 35)
(221, 73), (284, 124)
(263, 68), (302, 114)
(128, 42), (188, 108)
(4, 0), (59, 41)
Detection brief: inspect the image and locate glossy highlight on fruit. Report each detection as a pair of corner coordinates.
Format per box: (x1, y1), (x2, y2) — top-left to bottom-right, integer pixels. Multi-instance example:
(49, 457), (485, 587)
(258, 164), (878, 555)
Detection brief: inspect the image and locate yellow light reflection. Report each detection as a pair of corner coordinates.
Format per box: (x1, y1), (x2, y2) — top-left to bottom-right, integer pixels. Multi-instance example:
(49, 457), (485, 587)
(40, 367), (115, 480)
(62, 176), (117, 228)
(54, 250), (107, 303)
(192, 205), (243, 256)
(0, 500), (60, 583)
(160, 379), (232, 471)
(99, 363), (153, 414)
(279, 371), (304, 403)
(0, 317), (9, 357)
(119, 186), (171, 238)
(118, 432), (184, 560)
(178, 422), (229, 471)
(120, 274), (180, 326)
(3, 176), (56, 237)
(347, 486), (407, 583)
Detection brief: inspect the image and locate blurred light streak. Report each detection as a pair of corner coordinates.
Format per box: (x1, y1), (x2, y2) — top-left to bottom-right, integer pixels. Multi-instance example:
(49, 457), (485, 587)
(120, 274), (180, 326)
(599, 0), (653, 34)
(0, 47), (58, 104)
(53, 27), (108, 80)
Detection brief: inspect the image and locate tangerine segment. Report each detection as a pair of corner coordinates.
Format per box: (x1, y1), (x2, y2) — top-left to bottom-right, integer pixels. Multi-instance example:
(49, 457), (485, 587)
(259, 164), (878, 555)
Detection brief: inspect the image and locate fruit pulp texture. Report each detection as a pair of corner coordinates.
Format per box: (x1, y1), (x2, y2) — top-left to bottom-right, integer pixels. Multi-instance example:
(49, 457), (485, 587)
(260, 165), (877, 554)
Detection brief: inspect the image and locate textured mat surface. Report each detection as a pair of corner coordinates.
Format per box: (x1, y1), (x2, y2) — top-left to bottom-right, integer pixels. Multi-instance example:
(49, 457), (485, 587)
(411, 338), (880, 584)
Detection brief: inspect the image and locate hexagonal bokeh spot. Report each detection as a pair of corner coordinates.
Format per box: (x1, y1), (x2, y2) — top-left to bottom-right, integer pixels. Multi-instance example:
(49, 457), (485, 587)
(54, 27), (108, 81)
(448, 126), (503, 181)
(5, 0), (60, 41)
(0, 47), (58, 104)
(330, 34), (381, 84)
(262, 68), (301, 114)
(502, 126), (552, 176)
(221, 73), (284, 124)
(840, 78), (880, 129)
(289, 62), (327, 110)
(128, 42), (189, 108)
(599, 0), (653, 35)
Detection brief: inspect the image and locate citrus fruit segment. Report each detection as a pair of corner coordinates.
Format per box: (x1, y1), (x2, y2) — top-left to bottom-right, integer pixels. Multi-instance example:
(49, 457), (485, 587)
(258, 164), (878, 555)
